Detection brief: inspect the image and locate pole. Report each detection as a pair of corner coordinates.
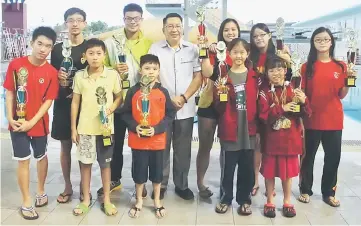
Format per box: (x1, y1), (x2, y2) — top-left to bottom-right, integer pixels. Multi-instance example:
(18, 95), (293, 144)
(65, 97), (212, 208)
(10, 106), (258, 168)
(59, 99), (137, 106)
(184, 0), (189, 41)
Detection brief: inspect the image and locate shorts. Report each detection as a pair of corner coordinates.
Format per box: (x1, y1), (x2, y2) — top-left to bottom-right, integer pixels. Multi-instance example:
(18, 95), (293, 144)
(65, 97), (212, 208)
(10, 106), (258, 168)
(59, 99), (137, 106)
(197, 105), (218, 119)
(51, 99), (72, 141)
(132, 149), (163, 184)
(76, 134), (114, 168)
(10, 131), (48, 161)
(260, 154), (299, 180)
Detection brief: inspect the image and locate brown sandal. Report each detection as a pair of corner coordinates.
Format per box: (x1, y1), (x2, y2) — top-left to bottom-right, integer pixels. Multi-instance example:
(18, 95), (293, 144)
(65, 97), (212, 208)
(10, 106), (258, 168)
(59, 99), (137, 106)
(323, 196), (340, 207)
(238, 203), (252, 216)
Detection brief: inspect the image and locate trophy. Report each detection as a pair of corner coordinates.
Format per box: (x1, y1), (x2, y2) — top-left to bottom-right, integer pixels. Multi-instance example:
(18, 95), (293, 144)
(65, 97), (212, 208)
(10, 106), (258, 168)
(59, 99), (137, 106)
(138, 75), (152, 137)
(96, 87), (112, 146)
(214, 41), (228, 102)
(275, 17), (285, 54)
(60, 38), (73, 88)
(290, 52), (303, 113)
(196, 6), (208, 59)
(13, 67), (28, 122)
(345, 28), (358, 87)
(114, 34), (130, 89)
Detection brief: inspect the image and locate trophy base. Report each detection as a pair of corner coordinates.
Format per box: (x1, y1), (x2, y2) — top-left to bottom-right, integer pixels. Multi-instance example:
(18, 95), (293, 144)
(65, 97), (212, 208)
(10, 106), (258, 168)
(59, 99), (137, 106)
(102, 135), (112, 147)
(345, 77), (356, 87)
(140, 126), (151, 138)
(122, 80), (130, 89)
(220, 93), (228, 102)
(17, 117), (26, 123)
(199, 48), (208, 59)
(293, 104), (301, 113)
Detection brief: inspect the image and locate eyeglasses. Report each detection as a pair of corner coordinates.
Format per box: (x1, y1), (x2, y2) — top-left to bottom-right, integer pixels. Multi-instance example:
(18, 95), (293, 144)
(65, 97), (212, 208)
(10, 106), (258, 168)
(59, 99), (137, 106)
(66, 19), (84, 24)
(124, 17), (142, 23)
(165, 24), (182, 30)
(314, 38), (331, 43)
(253, 33), (268, 40)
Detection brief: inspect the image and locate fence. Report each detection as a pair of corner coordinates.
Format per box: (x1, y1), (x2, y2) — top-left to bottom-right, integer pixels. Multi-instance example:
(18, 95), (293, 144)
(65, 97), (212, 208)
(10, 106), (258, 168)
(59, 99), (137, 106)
(1, 27), (30, 62)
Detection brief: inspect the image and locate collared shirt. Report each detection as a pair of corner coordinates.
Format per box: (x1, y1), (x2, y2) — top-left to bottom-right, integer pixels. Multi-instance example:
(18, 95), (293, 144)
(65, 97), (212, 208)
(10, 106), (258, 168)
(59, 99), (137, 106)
(73, 66), (122, 135)
(148, 39), (201, 119)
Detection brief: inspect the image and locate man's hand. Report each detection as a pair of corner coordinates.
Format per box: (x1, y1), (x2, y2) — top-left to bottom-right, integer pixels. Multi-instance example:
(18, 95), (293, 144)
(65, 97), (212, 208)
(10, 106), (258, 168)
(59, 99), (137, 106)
(172, 96), (185, 110)
(71, 129), (79, 145)
(16, 120), (35, 132)
(58, 67), (68, 80)
(9, 119), (22, 131)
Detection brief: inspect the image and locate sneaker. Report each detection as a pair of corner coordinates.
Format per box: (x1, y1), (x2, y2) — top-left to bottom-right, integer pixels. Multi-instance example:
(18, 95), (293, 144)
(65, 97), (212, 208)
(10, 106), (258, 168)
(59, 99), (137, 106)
(175, 187), (194, 200)
(97, 180), (122, 196)
(151, 188), (167, 200)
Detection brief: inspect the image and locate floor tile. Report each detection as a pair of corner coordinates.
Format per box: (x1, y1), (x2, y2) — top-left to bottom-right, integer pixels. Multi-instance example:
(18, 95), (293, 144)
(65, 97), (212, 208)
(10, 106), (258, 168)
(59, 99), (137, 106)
(40, 212), (84, 225)
(305, 212), (347, 225)
(233, 207), (272, 225)
(1, 209), (50, 225)
(1, 208), (15, 222)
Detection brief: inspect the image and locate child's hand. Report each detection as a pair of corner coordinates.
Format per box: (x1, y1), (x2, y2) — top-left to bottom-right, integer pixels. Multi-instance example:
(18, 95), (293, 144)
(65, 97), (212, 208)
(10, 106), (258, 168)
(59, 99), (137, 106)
(17, 120), (35, 132)
(105, 108), (112, 117)
(71, 130), (79, 145)
(9, 119), (22, 131)
(147, 127), (155, 137)
(282, 102), (298, 112)
(294, 89), (306, 104)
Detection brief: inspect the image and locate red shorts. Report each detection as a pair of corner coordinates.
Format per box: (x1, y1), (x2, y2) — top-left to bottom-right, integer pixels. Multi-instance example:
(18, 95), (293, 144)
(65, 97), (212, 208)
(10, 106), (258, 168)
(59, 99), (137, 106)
(261, 154), (299, 180)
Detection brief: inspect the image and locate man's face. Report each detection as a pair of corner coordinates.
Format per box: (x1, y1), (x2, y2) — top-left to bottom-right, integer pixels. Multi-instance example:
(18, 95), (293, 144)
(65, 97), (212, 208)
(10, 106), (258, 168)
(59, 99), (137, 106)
(65, 13), (87, 36)
(163, 17), (182, 43)
(31, 35), (53, 61)
(124, 11), (143, 33)
(85, 46), (105, 68)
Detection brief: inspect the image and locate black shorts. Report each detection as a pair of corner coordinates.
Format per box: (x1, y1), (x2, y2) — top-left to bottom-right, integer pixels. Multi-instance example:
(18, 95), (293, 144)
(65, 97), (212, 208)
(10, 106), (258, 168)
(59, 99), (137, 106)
(197, 105), (218, 119)
(51, 98), (71, 141)
(10, 131), (48, 161)
(131, 149), (163, 184)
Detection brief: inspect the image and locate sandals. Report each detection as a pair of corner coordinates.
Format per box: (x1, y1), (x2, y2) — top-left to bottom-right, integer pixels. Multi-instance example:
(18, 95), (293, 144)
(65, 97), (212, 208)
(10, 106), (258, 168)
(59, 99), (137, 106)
(73, 203), (91, 216)
(215, 203), (229, 214)
(251, 187), (259, 196)
(199, 187), (213, 199)
(323, 196), (340, 207)
(79, 192), (93, 202)
(101, 203), (118, 216)
(263, 203), (276, 218)
(35, 194), (48, 207)
(155, 206), (166, 219)
(57, 192), (73, 204)
(238, 203), (252, 216)
(283, 204), (296, 218)
(298, 194), (310, 203)
(19, 206), (39, 220)
(128, 206), (141, 218)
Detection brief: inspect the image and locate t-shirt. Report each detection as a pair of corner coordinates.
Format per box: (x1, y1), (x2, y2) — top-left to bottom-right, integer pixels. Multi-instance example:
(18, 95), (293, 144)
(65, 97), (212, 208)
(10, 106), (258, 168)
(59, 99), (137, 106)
(220, 69), (254, 151)
(3, 56), (59, 137)
(50, 40), (88, 99)
(301, 60), (347, 130)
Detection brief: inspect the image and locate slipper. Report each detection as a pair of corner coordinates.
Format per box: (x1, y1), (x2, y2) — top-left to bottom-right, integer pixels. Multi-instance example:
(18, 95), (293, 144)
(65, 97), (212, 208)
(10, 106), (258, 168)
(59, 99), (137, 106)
(57, 192), (73, 204)
(73, 203), (91, 216)
(238, 203), (252, 216)
(155, 206), (166, 219)
(283, 204), (296, 217)
(101, 203), (118, 216)
(19, 206), (39, 220)
(199, 187), (213, 199)
(128, 206), (141, 218)
(323, 196), (340, 207)
(263, 203), (276, 218)
(215, 203), (229, 214)
(35, 194), (48, 207)
(298, 194), (310, 203)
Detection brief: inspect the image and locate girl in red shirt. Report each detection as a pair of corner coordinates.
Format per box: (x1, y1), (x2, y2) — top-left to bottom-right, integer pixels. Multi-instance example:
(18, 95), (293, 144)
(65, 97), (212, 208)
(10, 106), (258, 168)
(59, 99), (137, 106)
(298, 27), (354, 207)
(196, 18), (240, 198)
(258, 56), (311, 218)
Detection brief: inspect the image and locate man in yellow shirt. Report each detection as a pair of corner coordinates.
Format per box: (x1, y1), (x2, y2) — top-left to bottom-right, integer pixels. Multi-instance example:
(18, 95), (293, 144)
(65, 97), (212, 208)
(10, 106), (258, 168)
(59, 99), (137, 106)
(98, 3), (153, 197)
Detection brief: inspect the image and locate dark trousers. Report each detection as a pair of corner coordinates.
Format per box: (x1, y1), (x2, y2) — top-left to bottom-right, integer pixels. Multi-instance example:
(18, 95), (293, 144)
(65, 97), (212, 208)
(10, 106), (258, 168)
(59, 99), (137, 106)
(299, 130), (342, 197)
(220, 149), (255, 205)
(110, 113), (127, 182)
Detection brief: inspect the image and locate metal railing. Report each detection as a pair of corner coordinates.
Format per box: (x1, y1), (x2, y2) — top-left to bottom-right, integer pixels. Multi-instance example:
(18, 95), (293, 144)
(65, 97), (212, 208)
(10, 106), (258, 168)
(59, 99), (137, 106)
(1, 27), (30, 62)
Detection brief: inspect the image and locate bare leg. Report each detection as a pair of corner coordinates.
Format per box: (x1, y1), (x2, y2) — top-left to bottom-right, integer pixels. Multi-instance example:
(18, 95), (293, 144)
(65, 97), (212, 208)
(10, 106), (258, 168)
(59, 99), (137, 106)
(282, 178), (292, 205)
(18, 159), (31, 207)
(58, 140), (73, 202)
(80, 163), (91, 206)
(153, 182), (166, 218)
(129, 183), (144, 218)
(265, 178), (275, 204)
(101, 167), (117, 215)
(37, 156), (48, 196)
(253, 143), (262, 193)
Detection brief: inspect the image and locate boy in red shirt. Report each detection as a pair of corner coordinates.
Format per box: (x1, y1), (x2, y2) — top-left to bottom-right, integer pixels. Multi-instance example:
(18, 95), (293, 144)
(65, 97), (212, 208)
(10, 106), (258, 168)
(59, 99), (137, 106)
(258, 56), (311, 218)
(122, 54), (176, 219)
(3, 26), (58, 220)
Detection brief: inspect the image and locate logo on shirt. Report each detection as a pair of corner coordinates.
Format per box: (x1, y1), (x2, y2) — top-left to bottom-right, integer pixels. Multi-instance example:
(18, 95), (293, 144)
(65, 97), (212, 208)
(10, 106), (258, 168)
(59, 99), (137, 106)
(39, 78), (44, 84)
(334, 72), (340, 79)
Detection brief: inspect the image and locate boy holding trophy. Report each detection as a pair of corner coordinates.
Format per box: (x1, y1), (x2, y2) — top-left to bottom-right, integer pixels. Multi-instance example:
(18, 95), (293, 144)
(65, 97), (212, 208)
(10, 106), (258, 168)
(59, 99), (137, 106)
(70, 38), (122, 216)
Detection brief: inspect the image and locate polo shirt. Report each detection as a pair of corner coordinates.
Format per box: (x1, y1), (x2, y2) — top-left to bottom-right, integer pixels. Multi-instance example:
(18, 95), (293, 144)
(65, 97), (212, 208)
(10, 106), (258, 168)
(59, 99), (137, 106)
(148, 39), (201, 120)
(73, 66), (122, 135)
(3, 56), (59, 137)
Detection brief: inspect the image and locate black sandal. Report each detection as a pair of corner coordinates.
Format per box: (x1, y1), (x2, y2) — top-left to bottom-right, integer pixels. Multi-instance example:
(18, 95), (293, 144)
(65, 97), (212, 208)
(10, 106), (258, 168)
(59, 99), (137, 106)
(155, 206), (166, 218)
(238, 203), (252, 216)
(57, 192), (73, 204)
(35, 194), (48, 207)
(128, 206), (141, 218)
(199, 187), (213, 199)
(264, 203), (276, 218)
(19, 206), (39, 220)
(215, 203), (229, 214)
(283, 204), (296, 217)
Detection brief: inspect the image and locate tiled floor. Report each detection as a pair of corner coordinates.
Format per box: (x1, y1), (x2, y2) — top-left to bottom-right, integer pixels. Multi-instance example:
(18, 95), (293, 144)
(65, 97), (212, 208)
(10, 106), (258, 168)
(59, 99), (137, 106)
(1, 134), (361, 225)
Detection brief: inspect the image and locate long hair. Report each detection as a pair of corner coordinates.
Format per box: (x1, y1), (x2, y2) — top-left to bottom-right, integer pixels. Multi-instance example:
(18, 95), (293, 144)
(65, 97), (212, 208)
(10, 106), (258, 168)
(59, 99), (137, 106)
(305, 27), (344, 78)
(249, 23), (276, 68)
(217, 18), (241, 44)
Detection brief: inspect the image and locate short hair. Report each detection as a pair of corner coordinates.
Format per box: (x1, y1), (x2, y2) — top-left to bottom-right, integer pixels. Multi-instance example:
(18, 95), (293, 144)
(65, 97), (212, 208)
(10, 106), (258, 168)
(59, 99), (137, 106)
(32, 26), (57, 45)
(84, 38), (106, 52)
(163, 13), (183, 25)
(140, 54), (160, 68)
(64, 7), (86, 21)
(123, 3), (143, 16)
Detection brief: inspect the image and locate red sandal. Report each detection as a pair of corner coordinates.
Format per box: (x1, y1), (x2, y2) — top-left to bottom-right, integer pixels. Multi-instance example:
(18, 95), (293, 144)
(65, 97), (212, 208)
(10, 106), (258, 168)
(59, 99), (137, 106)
(283, 204), (296, 218)
(263, 203), (276, 218)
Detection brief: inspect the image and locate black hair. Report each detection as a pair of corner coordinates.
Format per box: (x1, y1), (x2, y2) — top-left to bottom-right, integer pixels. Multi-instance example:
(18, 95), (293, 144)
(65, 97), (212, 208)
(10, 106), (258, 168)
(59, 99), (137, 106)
(140, 54), (160, 68)
(249, 23), (276, 68)
(64, 7), (86, 21)
(163, 13), (183, 26)
(123, 3), (143, 16)
(32, 26), (57, 45)
(228, 38), (252, 68)
(305, 26), (344, 78)
(85, 38), (106, 52)
(218, 18), (241, 44)
(265, 55), (287, 74)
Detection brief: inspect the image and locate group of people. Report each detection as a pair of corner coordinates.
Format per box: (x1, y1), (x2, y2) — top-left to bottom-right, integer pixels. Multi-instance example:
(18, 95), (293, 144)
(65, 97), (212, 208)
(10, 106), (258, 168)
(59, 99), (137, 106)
(4, 3), (356, 221)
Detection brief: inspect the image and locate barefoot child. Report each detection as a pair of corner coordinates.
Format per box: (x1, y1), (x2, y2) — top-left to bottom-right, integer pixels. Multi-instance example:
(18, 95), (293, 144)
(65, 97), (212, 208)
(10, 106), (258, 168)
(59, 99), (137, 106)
(258, 56), (311, 218)
(213, 38), (258, 215)
(71, 38), (122, 216)
(122, 54), (176, 218)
